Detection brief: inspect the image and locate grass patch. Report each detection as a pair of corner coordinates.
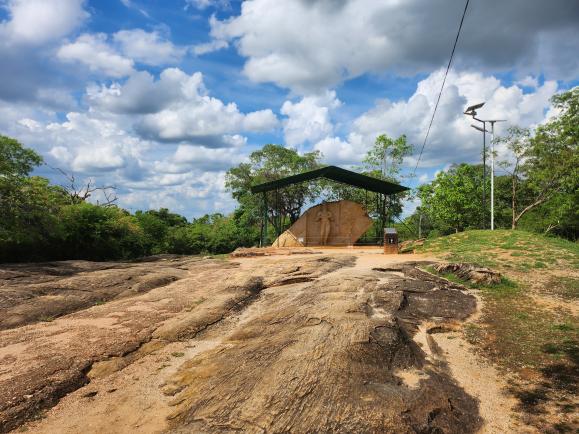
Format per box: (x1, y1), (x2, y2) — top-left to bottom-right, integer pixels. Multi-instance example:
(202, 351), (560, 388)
(423, 230), (579, 432)
(545, 276), (579, 300)
(171, 352), (185, 357)
(420, 229), (578, 273)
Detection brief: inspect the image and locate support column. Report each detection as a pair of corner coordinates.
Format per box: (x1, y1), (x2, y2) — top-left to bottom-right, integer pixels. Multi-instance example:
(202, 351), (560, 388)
(262, 192), (268, 247)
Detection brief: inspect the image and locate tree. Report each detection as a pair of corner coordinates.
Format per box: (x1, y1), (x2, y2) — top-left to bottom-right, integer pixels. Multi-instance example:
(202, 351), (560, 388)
(0, 137), (70, 261)
(50, 166), (118, 206)
(226, 144), (322, 236)
(497, 126), (531, 229)
(0, 135), (43, 178)
(497, 88), (578, 230)
(363, 134), (412, 179)
(325, 134), (412, 234)
(418, 164), (487, 234)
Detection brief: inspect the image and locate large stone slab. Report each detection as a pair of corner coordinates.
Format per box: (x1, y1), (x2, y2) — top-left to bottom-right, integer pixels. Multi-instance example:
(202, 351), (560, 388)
(273, 200), (373, 247)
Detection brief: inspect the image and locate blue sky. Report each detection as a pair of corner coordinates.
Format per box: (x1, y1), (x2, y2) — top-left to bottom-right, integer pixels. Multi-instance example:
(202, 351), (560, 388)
(0, 0), (578, 218)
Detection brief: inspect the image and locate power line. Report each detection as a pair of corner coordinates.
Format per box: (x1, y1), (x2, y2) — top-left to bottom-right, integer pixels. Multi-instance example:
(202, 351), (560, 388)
(412, 0), (471, 177)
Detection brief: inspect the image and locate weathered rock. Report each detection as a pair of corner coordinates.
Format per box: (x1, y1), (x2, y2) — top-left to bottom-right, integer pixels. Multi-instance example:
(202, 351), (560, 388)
(272, 200), (373, 247)
(1, 255), (482, 434)
(434, 262), (502, 285)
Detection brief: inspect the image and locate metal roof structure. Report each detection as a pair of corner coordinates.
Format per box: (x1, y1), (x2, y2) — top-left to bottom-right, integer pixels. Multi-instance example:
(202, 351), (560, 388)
(250, 165), (409, 195)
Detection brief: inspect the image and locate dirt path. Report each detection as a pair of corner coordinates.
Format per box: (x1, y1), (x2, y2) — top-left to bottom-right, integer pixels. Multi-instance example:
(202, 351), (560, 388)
(0, 253), (521, 433)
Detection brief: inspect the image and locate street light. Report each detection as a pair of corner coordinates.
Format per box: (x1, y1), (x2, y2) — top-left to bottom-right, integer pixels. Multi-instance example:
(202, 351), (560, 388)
(465, 103), (506, 230)
(465, 103), (488, 229)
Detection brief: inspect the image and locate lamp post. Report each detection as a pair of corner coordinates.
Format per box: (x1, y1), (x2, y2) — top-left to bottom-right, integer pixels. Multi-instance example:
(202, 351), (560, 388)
(464, 103), (487, 229)
(464, 103), (506, 231)
(471, 123), (489, 228)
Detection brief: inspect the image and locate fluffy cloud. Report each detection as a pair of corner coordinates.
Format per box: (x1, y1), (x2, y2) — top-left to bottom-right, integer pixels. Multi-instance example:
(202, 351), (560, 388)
(281, 91), (341, 146)
(185, 0), (230, 10)
(313, 136), (358, 165)
(57, 33), (135, 77)
(87, 69), (198, 114)
(0, 0), (90, 104)
(57, 30), (187, 77)
(157, 144), (245, 173)
(44, 112), (146, 173)
(88, 68), (278, 145)
(204, 0), (579, 92)
(113, 29), (186, 66)
(313, 70), (559, 170)
(0, 0), (88, 46)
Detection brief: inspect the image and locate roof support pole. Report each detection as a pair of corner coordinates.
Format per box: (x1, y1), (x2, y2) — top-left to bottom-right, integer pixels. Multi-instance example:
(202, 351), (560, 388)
(275, 188), (281, 244)
(262, 191), (268, 247)
(381, 193), (386, 245)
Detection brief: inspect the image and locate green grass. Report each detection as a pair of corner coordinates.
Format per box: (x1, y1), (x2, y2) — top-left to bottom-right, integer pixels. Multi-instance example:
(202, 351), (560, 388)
(424, 229), (578, 375)
(545, 276), (579, 300)
(420, 229), (578, 272)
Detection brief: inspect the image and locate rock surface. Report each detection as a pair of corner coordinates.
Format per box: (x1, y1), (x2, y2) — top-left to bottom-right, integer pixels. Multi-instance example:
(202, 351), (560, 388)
(434, 262), (502, 285)
(0, 254), (482, 433)
(272, 200), (373, 247)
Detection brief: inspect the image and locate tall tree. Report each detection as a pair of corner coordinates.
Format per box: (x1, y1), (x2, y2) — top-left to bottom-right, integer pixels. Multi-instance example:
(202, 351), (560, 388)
(497, 88), (579, 229)
(225, 144), (322, 236)
(418, 164), (487, 234)
(325, 134), (412, 230)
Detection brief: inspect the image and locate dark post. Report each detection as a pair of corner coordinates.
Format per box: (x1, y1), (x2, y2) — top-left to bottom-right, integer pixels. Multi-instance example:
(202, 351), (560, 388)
(262, 192), (268, 246)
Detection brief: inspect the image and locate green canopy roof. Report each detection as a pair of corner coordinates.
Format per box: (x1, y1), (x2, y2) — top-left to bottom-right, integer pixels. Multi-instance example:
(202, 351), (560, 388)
(250, 165), (409, 195)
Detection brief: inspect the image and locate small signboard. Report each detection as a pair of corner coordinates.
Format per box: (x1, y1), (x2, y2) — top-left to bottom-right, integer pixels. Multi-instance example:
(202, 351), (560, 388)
(384, 228), (398, 254)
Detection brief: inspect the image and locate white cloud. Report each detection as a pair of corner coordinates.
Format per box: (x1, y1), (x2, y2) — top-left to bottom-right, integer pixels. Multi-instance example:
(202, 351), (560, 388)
(185, 0), (230, 10)
(57, 33), (135, 78)
(113, 29), (186, 66)
(243, 109), (279, 132)
(311, 70), (559, 172)
(43, 112), (146, 173)
(0, 0), (88, 46)
(158, 144), (244, 172)
(193, 39), (228, 56)
(281, 91), (341, 146)
(204, 0), (579, 92)
(87, 68), (278, 145)
(516, 76), (539, 89)
(313, 136), (358, 165)
(87, 69), (198, 114)
(57, 29), (186, 78)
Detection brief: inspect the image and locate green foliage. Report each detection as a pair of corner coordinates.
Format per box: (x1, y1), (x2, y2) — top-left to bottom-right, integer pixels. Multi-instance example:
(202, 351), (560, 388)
(134, 208), (187, 254)
(418, 164), (487, 234)
(323, 134), (412, 237)
(226, 144), (322, 238)
(58, 203), (145, 260)
(363, 134), (412, 178)
(494, 88), (578, 236)
(0, 137), (257, 262)
(164, 213), (256, 255)
(0, 135), (43, 178)
(416, 87), (578, 240)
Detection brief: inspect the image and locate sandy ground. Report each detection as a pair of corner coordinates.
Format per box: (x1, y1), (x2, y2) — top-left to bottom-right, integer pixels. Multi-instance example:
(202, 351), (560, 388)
(0, 252), (522, 433)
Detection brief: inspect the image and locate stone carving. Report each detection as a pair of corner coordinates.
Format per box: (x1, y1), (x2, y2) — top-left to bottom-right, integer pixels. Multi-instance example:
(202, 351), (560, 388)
(316, 204), (334, 245)
(272, 200), (373, 247)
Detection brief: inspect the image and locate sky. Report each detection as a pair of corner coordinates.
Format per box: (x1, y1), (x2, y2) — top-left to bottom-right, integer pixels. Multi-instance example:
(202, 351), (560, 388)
(1, 0), (578, 219)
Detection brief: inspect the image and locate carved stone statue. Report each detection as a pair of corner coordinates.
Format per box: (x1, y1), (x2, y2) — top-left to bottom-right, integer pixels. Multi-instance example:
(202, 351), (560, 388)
(315, 203), (333, 245)
(272, 200), (373, 247)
